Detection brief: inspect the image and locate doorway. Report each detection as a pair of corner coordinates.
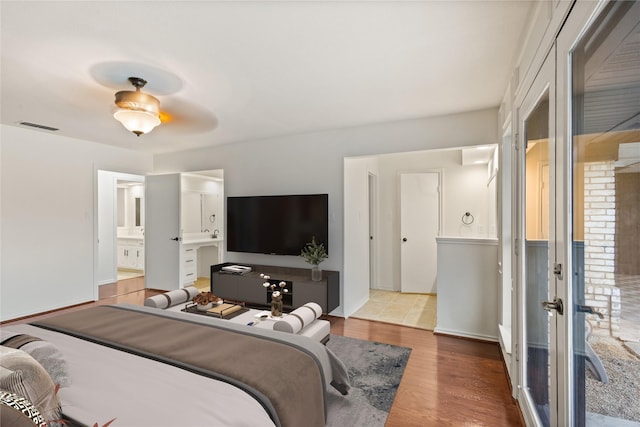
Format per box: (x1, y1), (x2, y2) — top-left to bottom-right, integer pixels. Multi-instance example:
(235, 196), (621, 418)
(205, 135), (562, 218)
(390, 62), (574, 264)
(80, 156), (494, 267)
(96, 170), (145, 287)
(145, 170), (224, 292)
(343, 147), (497, 319)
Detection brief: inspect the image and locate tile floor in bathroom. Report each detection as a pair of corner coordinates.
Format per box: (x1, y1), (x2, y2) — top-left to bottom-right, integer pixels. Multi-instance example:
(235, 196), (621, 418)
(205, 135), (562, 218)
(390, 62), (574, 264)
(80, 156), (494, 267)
(351, 289), (437, 330)
(116, 269), (144, 281)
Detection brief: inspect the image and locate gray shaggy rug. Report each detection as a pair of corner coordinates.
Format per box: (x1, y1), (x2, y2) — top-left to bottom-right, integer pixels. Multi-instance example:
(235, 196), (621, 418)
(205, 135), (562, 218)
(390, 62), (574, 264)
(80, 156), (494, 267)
(325, 334), (411, 427)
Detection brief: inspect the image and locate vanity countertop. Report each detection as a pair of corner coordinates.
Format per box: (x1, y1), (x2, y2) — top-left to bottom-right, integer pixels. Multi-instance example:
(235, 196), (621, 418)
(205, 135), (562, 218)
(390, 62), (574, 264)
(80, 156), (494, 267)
(182, 235), (223, 246)
(117, 235), (144, 241)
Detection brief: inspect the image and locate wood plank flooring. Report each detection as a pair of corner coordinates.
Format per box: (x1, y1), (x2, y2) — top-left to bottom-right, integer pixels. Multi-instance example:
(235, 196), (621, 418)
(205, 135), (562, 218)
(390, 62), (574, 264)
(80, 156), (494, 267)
(2, 286), (524, 426)
(330, 317), (524, 426)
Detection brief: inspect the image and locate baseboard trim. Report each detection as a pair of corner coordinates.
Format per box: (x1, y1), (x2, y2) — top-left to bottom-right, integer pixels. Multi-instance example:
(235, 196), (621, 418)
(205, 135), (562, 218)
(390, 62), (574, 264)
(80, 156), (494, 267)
(433, 327), (498, 343)
(0, 301), (94, 325)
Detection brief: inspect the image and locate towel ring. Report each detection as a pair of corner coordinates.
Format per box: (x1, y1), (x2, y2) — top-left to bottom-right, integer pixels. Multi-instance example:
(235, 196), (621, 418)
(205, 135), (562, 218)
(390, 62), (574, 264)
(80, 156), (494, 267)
(462, 212), (474, 225)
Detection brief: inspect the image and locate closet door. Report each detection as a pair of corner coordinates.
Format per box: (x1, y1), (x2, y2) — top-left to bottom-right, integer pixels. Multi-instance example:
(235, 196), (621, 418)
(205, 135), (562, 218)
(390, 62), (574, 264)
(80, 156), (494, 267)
(557, 1), (640, 425)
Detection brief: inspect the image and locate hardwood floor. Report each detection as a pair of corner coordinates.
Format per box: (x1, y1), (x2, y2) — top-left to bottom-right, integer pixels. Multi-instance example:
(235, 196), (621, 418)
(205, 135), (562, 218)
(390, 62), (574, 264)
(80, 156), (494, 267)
(2, 287), (523, 426)
(330, 317), (524, 426)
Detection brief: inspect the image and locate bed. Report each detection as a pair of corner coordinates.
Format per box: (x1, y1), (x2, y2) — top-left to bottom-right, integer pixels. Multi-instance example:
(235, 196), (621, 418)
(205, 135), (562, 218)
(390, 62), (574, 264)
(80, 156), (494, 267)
(0, 304), (350, 427)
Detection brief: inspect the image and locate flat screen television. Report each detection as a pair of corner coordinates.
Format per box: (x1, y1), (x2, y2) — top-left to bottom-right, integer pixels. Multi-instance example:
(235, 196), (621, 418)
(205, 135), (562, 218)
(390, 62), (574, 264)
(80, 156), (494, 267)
(226, 194), (328, 256)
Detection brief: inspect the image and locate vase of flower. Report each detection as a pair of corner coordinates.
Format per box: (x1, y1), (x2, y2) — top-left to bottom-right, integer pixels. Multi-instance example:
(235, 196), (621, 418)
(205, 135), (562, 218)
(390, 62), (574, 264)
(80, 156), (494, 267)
(261, 274), (288, 317)
(270, 293), (283, 317)
(300, 236), (328, 282)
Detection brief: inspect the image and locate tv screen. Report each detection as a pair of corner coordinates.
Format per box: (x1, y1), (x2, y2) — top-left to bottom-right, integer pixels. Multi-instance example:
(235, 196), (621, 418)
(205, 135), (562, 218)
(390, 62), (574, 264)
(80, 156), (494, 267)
(226, 194), (328, 256)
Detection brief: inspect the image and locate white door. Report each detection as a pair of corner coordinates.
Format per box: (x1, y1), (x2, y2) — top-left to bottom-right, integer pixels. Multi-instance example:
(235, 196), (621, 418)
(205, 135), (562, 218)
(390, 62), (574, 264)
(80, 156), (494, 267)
(400, 172), (440, 294)
(368, 173), (377, 289)
(97, 170), (117, 285)
(145, 174), (182, 291)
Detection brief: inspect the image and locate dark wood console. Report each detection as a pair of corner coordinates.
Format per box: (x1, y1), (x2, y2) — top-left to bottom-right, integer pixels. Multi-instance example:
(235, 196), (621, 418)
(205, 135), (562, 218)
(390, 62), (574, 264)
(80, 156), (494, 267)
(210, 263), (339, 314)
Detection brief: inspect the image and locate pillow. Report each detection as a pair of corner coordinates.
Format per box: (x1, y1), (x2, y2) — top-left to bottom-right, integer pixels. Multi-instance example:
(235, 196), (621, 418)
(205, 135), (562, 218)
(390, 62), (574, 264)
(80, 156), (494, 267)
(144, 286), (200, 308)
(0, 390), (47, 427)
(273, 302), (322, 334)
(0, 332), (71, 387)
(0, 347), (61, 422)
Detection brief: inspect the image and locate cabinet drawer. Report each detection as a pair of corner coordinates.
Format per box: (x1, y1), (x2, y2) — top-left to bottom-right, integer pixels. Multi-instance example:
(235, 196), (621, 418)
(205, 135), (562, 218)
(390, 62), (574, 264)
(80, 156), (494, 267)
(182, 248), (196, 263)
(183, 270), (197, 282)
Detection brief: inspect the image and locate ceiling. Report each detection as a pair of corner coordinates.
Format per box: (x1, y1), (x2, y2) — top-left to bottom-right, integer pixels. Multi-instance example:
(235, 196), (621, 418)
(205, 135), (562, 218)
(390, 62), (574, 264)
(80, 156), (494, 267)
(1, 1), (534, 155)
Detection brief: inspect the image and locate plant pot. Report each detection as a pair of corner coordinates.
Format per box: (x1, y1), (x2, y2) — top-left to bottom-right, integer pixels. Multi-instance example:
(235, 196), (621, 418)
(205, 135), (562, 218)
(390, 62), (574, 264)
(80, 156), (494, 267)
(196, 303), (212, 311)
(311, 265), (322, 282)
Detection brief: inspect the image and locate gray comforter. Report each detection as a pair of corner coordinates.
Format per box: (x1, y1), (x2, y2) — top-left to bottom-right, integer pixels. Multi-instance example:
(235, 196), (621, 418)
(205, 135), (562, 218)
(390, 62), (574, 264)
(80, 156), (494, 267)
(30, 304), (350, 427)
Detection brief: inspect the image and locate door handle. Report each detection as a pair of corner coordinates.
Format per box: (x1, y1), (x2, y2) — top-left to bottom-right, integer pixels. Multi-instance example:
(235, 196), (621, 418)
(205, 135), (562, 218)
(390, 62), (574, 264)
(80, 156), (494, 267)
(402, 237), (407, 242)
(542, 297), (564, 315)
(170, 237), (182, 241)
(576, 304), (604, 319)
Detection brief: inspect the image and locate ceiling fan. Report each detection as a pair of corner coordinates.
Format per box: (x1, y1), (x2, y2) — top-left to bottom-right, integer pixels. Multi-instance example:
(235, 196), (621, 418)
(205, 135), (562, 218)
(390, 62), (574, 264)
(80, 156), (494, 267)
(113, 77), (161, 136)
(93, 62), (218, 138)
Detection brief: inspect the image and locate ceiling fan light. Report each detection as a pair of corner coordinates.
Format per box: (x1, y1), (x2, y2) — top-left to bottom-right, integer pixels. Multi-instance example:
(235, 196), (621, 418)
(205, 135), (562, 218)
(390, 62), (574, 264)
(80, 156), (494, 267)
(113, 77), (161, 136)
(113, 109), (161, 136)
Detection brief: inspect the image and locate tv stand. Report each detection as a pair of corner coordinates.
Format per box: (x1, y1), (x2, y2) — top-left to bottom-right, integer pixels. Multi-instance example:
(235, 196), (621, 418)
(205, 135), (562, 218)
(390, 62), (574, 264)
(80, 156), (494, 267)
(210, 263), (339, 314)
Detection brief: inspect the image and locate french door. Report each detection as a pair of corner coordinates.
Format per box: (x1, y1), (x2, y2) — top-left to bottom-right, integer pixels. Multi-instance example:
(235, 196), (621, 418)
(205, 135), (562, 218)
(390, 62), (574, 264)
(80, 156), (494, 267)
(518, 1), (640, 425)
(558, 1), (640, 425)
(517, 48), (559, 427)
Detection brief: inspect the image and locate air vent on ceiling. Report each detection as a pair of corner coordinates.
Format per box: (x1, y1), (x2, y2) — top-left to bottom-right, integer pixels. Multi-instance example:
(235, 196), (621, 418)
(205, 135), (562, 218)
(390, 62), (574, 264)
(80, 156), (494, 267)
(19, 121), (59, 132)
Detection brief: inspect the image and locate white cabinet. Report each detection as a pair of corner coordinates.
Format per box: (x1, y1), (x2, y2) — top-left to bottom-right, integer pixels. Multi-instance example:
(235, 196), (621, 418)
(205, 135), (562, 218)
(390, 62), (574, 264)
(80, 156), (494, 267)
(117, 239), (144, 270)
(181, 246), (197, 285)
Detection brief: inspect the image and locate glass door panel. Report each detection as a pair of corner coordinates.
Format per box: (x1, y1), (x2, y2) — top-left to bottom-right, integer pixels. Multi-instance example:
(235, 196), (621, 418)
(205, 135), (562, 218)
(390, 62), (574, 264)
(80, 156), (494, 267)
(525, 93), (552, 427)
(519, 53), (556, 426)
(568, 1), (640, 425)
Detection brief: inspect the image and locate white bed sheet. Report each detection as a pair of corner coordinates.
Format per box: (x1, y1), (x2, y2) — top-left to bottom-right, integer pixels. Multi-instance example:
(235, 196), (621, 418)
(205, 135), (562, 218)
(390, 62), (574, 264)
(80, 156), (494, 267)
(3, 324), (276, 427)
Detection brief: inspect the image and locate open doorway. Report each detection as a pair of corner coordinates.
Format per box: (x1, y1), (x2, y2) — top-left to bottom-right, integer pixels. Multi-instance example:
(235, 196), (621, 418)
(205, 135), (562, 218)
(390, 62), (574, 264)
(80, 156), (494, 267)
(116, 178), (145, 280)
(96, 170), (146, 300)
(344, 144), (498, 330)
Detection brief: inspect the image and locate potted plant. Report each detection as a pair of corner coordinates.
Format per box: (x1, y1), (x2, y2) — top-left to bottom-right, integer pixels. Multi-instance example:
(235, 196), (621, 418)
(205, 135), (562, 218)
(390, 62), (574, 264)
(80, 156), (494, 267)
(192, 291), (219, 311)
(300, 236), (328, 281)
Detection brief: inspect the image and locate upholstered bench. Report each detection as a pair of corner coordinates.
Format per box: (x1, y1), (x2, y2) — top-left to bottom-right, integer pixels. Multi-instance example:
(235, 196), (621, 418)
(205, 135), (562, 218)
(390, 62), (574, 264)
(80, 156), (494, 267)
(144, 287), (331, 344)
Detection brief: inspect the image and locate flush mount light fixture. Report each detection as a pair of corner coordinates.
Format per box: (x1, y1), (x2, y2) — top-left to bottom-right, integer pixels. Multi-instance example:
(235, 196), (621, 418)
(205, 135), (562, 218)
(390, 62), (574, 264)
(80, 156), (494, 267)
(113, 77), (161, 136)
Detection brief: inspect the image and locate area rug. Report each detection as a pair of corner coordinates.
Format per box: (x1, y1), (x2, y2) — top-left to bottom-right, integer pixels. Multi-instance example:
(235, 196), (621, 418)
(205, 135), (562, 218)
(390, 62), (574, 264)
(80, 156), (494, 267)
(325, 334), (412, 427)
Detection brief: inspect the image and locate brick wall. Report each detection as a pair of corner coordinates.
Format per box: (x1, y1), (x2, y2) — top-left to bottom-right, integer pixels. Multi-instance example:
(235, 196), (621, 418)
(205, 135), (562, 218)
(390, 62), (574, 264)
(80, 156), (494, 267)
(583, 161), (620, 334)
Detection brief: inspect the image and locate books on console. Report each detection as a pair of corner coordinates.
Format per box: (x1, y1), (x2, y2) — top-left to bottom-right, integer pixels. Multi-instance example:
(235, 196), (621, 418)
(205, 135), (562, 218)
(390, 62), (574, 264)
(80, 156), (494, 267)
(220, 265), (252, 275)
(207, 303), (243, 317)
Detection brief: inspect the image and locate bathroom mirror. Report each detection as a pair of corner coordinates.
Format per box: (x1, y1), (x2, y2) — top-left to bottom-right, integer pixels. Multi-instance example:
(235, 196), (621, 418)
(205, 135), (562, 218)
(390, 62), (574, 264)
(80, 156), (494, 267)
(135, 197), (142, 227)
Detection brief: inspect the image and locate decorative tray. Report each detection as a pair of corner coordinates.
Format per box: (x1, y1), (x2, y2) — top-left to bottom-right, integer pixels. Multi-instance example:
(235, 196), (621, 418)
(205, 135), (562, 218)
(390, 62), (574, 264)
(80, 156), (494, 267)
(181, 301), (248, 320)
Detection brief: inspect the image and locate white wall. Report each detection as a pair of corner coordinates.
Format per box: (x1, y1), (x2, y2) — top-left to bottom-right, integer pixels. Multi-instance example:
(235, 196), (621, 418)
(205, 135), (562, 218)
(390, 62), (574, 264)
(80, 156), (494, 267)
(0, 125), (153, 321)
(343, 156), (379, 316)
(155, 108), (499, 315)
(435, 237), (499, 341)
